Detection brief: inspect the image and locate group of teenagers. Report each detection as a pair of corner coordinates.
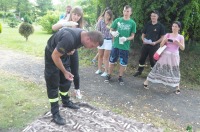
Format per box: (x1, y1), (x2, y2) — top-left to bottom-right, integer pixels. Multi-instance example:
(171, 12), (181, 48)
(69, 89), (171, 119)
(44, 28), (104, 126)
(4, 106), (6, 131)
(44, 5), (185, 125)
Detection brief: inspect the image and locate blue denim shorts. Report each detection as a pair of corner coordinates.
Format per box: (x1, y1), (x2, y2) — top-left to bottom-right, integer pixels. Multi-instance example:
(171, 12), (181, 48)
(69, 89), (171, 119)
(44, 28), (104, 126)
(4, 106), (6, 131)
(109, 48), (129, 66)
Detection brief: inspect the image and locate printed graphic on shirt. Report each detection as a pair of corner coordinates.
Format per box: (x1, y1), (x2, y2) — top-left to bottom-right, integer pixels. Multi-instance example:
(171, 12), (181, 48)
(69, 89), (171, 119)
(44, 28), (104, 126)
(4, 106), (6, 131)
(118, 22), (132, 31)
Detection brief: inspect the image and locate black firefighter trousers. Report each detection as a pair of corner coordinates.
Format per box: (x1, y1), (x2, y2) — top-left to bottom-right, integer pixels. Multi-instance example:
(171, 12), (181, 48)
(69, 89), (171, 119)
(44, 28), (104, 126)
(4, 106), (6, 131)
(44, 47), (71, 115)
(137, 44), (159, 73)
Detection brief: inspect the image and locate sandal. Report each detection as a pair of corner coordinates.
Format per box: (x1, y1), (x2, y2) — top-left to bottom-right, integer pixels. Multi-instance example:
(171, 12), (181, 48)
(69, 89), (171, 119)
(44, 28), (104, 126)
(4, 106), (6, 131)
(175, 89), (180, 95)
(143, 83), (149, 89)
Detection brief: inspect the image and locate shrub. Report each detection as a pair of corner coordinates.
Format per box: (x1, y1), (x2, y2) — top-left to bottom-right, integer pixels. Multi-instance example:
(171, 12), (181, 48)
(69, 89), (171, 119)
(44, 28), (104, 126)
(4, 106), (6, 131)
(39, 11), (59, 34)
(0, 11), (4, 18)
(0, 23), (2, 33)
(24, 15), (32, 24)
(8, 17), (19, 28)
(6, 12), (14, 18)
(19, 22), (34, 41)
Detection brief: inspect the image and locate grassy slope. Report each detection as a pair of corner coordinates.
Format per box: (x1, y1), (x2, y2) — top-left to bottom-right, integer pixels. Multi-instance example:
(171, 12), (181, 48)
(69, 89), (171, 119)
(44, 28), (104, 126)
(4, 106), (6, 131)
(0, 22), (51, 57)
(0, 71), (48, 131)
(0, 21), (50, 131)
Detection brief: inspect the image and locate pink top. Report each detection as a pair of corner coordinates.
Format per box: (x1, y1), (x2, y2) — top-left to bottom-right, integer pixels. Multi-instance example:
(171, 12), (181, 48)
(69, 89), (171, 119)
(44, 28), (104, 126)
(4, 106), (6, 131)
(165, 33), (184, 53)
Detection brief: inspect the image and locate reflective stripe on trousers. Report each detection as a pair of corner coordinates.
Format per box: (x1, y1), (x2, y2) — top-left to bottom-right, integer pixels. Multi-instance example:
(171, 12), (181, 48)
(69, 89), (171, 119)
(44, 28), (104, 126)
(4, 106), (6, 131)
(49, 97), (59, 103)
(139, 64), (145, 67)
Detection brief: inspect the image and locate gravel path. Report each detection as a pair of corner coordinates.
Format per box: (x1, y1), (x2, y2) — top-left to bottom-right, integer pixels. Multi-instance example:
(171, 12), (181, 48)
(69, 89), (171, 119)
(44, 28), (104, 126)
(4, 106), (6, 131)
(0, 47), (200, 131)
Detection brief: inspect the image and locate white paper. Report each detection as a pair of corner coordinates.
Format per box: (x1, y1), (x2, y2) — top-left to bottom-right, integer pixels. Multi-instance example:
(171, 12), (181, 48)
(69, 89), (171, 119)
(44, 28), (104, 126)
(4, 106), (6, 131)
(144, 38), (153, 44)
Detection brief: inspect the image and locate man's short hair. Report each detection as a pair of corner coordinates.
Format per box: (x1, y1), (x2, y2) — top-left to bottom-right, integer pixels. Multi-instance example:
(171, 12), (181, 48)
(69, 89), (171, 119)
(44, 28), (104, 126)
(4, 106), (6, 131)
(152, 10), (159, 16)
(88, 31), (104, 46)
(124, 5), (132, 11)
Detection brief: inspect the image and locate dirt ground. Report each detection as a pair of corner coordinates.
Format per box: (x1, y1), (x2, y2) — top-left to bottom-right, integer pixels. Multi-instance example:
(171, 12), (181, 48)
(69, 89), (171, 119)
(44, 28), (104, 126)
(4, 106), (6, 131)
(0, 48), (199, 132)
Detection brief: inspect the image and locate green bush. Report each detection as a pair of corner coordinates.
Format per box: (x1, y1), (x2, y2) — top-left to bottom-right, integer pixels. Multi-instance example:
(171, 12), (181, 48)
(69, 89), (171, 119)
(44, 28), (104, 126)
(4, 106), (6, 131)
(19, 22), (34, 41)
(39, 11), (59, 34)
(24, 15), (32, 24)
(0, 23), (2, 33)
(8, 17), (19, 28)
(0, 11), (4, 18)
(6, 12), (14, 18)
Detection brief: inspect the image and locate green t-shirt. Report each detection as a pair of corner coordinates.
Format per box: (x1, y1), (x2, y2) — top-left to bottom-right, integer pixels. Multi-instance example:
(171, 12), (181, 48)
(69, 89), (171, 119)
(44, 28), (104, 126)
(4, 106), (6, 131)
(111, 17), (136, 50)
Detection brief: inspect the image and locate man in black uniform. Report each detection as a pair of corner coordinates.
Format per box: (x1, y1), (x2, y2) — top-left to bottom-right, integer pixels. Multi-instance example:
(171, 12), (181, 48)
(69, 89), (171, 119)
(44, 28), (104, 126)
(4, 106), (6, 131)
(45, 27), (103, 125)
(133, 10), (165, 77)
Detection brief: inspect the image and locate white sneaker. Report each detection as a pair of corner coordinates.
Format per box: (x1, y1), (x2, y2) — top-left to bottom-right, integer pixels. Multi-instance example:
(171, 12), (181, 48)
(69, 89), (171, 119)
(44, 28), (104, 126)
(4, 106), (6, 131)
(101, 72), (108, 77)
(74, 89), (82, 99)
(95, 70), (102, 74)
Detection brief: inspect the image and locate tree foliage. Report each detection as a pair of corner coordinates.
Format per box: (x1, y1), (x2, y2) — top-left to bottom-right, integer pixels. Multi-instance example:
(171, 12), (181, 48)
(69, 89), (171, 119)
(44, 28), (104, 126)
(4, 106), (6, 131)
(7, 16), (19, 28)
(77, 0), (98, 30)
(0, 0), (13, 12)
(39, 11), (59, 33)
(0, 0), (35, 23)
(14, 0), (33, 17)
(19, 22), (34, 41)
(0, 23), (2, 33)
(97, 0), (200, 42)
(36, 0), (53, 16)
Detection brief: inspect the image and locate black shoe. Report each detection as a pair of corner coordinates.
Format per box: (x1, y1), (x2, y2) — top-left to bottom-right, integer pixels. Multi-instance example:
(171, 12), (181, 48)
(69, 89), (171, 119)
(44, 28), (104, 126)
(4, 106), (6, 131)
(62, 100), (80, 109)
(104, 74), (111, 83)
(118, 77), (124, 85)
(53, 113), (66, 125)
(133, 71), (141, 77)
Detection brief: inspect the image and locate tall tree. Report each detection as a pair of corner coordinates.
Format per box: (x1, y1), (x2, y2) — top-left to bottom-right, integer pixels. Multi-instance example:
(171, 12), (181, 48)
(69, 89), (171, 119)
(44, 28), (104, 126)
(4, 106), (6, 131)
(36, 0), (53, 16)
(0, 0), (14, 12)
(77, 0), (98, 29)
(14, 0), (33, 18)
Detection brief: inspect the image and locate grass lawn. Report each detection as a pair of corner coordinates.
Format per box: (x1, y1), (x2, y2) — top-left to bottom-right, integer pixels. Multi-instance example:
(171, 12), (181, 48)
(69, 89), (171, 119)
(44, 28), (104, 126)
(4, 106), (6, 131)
(0, 70), (49, 132)
(0, 21), (51, 57)
(0, 20), (97, 65)
(0, 21), (50, 131)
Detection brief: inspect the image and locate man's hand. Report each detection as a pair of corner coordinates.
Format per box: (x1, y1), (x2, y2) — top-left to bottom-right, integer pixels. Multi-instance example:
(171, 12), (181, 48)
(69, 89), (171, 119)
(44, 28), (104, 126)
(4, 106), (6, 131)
(151, 42), (156, 45)
(64, 71), (74, 81)
(110, 31), (119, 37)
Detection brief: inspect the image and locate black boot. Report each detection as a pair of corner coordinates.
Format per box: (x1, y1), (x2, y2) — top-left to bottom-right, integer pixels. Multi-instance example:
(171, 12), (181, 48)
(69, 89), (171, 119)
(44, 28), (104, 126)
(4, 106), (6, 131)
(133, 71), (142, 77)
(133, 67), (143, 77)
(63, 100), (80, 109)
(61, 94), (80, 109)
(53, 112), (66, 125)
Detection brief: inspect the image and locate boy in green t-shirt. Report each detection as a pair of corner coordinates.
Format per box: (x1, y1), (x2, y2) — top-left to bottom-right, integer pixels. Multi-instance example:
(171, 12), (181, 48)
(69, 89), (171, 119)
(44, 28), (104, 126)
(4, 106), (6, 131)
(105, 5), (136, 85)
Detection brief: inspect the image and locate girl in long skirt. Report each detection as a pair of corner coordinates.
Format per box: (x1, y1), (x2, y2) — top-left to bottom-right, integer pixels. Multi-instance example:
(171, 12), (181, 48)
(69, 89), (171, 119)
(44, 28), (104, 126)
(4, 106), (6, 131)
(143, 21), (185, 94)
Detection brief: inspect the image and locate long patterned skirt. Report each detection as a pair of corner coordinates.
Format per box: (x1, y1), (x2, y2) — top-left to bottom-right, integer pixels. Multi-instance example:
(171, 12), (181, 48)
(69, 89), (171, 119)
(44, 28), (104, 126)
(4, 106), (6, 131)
(147, 50), (180, 87)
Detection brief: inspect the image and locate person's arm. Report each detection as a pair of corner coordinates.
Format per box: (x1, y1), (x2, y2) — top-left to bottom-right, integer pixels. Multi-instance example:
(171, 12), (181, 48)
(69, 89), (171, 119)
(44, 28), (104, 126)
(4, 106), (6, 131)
(141, 33), (146, 44)
(152, 35), (164, 45)
(110, 28), (119, 37)
(122, 20), (136, 41)
(174, 36), (185, 50)
(52, 22), (63, 31)
(96, 20), (101, 31)
(153, 24), (166, 45)
(126, 33), (135, 41)
(52, 20), (78, 31)
(109, 19), (119, 37)
(51, 49), (74, 81)
(160, 35), (168, 47)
